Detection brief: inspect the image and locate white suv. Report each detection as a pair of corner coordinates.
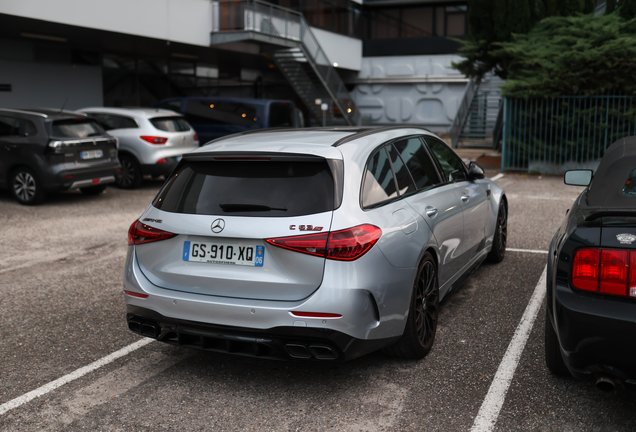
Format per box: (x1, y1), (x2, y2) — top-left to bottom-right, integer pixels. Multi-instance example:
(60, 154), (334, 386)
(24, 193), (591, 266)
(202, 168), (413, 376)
(79, 107), (199, 188)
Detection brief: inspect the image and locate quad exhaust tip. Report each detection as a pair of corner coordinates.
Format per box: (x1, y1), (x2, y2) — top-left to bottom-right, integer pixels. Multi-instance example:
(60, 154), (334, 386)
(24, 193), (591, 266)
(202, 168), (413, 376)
(285, 343), (338, 360)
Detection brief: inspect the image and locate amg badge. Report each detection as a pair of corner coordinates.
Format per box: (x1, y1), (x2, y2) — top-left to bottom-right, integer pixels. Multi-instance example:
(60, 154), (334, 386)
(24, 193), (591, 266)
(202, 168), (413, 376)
(616, 233), (636, 244)
(289, 225), (323, 231)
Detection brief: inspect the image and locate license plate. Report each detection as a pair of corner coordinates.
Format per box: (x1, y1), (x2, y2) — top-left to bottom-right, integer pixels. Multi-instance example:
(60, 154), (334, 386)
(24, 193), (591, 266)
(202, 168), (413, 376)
(80, 150), (103, 160)
(182, 241), (264, 267)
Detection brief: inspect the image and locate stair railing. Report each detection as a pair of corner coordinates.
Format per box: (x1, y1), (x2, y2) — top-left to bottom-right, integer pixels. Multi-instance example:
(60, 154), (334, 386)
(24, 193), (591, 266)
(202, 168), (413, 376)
(450, 76), (479, 148)
(491, 100), (504, 150)
(212, 0), (359, 125)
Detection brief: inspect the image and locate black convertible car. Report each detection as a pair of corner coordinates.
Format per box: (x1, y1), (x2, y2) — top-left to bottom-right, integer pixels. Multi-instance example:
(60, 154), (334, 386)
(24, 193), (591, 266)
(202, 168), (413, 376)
(546, 137), (636, 392)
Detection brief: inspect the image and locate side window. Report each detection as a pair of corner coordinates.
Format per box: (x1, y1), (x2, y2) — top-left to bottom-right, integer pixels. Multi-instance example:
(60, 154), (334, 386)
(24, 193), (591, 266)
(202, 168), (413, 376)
(184, 101), (257, 126)
(386, 143), (416, 195)
(0, 116), (20, 137)
(393, 137), (442, 190)
(21, 119), (38, 137)
(90, 114), (137, 130)
(425, 138), (467, 182)
(113, 115), (138, 129)
(157, 100), (182, 113)
(362, 146), (399, 208)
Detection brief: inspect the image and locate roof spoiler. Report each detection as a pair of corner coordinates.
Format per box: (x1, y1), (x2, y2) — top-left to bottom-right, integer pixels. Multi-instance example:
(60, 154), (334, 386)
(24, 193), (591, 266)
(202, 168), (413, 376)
(584, 210), (636, 221)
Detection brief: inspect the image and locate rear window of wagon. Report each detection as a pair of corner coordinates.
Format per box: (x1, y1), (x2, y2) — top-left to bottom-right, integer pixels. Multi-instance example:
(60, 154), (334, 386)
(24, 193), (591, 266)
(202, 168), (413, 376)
(153, 160), (335, 217)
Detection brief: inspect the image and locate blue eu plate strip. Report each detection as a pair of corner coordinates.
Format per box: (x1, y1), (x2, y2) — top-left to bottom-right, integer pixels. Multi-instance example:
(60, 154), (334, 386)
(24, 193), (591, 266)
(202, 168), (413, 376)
(183, 241), (190, 261)
(254, 246), (264, 267)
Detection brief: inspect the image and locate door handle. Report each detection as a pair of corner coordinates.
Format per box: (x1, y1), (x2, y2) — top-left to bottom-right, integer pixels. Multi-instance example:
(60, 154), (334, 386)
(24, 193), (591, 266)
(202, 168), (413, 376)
(425, 206), (438, 218)
(461, 195), (469, 203)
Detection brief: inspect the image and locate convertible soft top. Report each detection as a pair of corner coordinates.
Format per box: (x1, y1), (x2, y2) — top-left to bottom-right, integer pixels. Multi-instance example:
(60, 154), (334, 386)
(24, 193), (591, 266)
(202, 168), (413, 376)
(586, 136), (636, 209)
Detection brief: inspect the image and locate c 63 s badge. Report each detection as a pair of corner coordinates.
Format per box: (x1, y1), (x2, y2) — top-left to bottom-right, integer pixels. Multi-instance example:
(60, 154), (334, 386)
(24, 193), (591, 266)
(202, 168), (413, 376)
(289, 225), (323, 231)
(616, 233), (636, 244)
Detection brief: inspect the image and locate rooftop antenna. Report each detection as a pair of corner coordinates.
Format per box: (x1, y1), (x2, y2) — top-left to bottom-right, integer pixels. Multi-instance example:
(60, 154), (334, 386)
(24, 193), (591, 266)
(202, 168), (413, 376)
(59, 98), (68, 113)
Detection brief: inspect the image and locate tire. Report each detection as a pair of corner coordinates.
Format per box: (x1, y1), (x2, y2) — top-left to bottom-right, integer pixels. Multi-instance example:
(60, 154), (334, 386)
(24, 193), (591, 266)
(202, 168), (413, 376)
(545, 308), (570, 376)
(117, 154), (143, 189)
(80, 185), (107, 195)
(10, 167), (44, 205)
(488, 198), (507, 263)
(384, 252), (439, 359)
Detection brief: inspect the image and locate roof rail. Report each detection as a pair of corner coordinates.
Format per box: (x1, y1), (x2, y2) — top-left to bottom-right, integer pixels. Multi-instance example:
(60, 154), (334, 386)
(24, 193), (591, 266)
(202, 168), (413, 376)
(201, 126), (373, 146)
(332, 125), (433, 147)
(0, 108), (48, 118)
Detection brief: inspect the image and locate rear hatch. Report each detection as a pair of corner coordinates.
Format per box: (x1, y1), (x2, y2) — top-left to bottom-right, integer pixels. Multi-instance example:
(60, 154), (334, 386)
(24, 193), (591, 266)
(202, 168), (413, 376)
(47, 118), (117, 165)
(135, 155), (342, 301)
(148, 116), (198, 147)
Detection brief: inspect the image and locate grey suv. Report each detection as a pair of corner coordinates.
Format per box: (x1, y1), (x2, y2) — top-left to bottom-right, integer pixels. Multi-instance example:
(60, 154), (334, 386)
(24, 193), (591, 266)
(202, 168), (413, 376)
(0, 108), (120, 205)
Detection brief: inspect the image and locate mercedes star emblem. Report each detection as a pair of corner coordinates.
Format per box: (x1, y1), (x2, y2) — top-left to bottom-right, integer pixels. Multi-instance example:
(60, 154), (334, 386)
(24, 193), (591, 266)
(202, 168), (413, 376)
(211, 218), (225, 233)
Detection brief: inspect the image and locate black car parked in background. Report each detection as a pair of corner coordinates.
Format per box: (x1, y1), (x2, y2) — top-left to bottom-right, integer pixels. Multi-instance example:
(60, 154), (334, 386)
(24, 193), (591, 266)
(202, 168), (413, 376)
(546, 137), (636, 392)
(0, 109), (120, 205)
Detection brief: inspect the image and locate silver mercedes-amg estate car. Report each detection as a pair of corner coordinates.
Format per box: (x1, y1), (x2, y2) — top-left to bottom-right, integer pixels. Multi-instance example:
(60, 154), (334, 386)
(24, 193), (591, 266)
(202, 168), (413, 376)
(124, 127), (507, 361)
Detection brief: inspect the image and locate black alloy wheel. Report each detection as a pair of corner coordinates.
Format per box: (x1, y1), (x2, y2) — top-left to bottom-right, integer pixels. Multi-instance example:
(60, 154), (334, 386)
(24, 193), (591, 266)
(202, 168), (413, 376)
(384, 252), (439, 359)
(488, 199), (507, 262)
(117, 155), (143, 189)
(11, 167), (44, 205)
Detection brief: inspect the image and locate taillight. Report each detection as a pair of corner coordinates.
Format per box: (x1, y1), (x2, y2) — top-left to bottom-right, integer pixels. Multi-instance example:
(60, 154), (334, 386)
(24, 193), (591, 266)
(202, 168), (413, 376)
(572, 248), (599, 292)
(572, 248), (635, 298)
(140, 136), (168, 144)
(266, 224), (381, 261)
(267, 232), (328, 258)
(194, 133), (199, 143)
(128, 220), (176, 245)
(600, 250), (628, 295)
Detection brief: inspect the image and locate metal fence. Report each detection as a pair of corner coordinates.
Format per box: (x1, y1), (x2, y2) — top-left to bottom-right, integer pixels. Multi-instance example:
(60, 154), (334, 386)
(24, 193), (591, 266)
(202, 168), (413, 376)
(502, 95), (636, 173)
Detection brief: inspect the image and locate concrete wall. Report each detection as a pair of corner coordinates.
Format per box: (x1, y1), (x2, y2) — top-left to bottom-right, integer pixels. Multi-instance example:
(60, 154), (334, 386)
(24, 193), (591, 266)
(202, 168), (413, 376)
(0, 0), (213, 47)
(311, 28), (362, 71)
(0, 60), (103, 110)
(353, 54), (466, 131)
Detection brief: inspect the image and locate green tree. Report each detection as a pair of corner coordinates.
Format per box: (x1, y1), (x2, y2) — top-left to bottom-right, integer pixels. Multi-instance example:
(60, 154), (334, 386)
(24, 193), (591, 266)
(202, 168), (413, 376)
(453, 0), (594, 79)
(497, 13), (636, 98)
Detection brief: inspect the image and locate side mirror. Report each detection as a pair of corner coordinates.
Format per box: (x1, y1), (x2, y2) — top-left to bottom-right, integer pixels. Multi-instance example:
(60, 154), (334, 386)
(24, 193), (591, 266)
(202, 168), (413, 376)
(564, 169), (593, 186)
(467, 161), (485, 180)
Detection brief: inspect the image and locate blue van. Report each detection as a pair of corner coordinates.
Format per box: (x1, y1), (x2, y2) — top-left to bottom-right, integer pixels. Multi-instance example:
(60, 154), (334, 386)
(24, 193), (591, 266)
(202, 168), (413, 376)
(155, 97), (302, 145)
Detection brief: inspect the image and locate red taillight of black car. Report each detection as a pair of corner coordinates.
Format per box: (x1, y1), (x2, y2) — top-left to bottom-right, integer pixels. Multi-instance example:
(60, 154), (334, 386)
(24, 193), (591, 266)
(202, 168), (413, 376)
(128, 220), (176, 245)
(572, 248), (636, 297)
(266, 224), (382, 261)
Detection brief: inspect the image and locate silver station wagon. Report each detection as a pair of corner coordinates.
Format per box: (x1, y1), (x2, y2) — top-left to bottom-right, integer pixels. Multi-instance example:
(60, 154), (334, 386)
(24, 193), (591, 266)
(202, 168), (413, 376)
(124, 127), (507, 361)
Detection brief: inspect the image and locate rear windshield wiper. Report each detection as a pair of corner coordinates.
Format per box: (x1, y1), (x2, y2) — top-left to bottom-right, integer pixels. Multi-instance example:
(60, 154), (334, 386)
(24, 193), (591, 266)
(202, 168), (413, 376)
(219, 203), (287, 212)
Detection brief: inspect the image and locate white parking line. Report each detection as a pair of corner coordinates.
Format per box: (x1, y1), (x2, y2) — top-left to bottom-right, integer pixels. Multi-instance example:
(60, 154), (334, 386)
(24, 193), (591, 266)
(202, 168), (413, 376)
(470, 266), (547, 432)
(0, 338), (153, 416)
(490, 173), (504, 181)
(508, 248), (549, 254)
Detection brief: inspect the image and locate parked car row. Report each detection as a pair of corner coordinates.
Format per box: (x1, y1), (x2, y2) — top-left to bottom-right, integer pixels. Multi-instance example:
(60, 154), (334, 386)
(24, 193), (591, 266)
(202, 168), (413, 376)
(0, 98), (300, 205)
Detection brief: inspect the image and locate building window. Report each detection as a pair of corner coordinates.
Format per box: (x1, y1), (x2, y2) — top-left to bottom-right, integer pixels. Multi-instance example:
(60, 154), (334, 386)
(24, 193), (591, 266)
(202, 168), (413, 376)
(366, 3), (468, 39)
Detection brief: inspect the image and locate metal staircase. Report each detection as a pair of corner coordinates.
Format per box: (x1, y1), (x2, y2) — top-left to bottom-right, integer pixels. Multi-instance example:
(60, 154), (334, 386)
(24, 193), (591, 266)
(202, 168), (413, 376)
(451, 74), (503, 149)
(460, 75), (503, 144)
(210, 0), (359, 126)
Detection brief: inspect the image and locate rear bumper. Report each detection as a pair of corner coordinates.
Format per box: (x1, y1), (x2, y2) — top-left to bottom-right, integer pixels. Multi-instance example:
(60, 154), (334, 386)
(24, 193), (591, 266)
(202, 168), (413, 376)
(141, 157), (179, 177)
(123, 243), (416, 360)
(554, 283), (636, 388)
(127, 305), (398, 361)
(42, 161), (121, 192)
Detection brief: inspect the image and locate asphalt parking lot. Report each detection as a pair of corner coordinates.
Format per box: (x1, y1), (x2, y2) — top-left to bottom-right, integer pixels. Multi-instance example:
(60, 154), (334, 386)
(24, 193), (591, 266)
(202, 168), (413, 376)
(1, 173), (635, 431)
